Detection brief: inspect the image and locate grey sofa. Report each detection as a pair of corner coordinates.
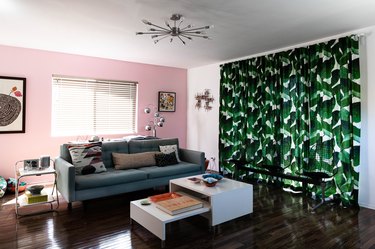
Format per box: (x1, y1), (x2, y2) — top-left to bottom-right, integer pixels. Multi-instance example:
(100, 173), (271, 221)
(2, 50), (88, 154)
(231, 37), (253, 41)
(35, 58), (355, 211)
(55, 138), (205, 208)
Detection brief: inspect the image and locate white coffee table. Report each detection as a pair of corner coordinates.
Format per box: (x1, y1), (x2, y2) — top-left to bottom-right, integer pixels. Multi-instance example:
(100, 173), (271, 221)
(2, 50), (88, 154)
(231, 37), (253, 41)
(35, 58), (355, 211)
(130, 175), (253, 247)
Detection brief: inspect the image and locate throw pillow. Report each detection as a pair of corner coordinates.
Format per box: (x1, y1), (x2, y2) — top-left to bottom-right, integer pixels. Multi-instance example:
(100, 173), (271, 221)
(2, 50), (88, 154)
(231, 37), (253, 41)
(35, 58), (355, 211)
(155, 152), (178, 167)
(68, 142), (107, 175)
(112, 152), (159, 170)
(159, 144), (181, 162)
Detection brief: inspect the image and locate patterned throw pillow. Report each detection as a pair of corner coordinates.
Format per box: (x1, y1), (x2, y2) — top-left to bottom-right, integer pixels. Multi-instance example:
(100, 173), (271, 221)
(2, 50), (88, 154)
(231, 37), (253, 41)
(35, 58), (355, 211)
(159, 144), (181, 162)
(154, 152), (178, 167)
(68, 142), (107, 175)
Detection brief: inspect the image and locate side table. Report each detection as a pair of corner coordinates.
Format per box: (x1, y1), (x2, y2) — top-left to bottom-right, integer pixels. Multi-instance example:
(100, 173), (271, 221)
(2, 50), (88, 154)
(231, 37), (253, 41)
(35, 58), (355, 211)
(15, 160), (59, 217)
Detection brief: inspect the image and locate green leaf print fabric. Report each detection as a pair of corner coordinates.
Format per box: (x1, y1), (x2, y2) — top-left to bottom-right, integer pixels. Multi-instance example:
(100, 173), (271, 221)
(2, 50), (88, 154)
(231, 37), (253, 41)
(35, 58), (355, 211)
(219, 35), (360, 205)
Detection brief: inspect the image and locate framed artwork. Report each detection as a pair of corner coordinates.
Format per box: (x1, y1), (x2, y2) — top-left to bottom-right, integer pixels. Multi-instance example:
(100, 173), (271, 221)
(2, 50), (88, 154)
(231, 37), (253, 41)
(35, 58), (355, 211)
(158, 91), (176, 112)
(0, 76), (26, 133)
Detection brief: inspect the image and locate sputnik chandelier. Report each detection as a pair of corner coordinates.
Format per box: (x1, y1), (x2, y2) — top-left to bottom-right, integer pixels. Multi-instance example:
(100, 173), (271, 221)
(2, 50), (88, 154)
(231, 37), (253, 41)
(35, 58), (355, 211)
(136, 14), (213, 45)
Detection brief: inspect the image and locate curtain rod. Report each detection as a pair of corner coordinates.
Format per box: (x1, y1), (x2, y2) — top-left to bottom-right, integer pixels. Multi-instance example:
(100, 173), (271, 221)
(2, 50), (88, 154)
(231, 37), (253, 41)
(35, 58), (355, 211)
(220, 27), (371, 66)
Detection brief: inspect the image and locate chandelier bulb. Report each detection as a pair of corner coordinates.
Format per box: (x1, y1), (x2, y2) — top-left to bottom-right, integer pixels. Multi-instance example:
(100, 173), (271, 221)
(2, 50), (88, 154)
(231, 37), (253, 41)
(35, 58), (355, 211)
(142, 19), (151, 25)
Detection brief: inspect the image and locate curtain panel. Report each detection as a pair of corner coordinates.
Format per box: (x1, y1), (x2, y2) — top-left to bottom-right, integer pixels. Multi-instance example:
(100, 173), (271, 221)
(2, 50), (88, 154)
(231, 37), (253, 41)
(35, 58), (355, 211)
(219, 35), (360, 205)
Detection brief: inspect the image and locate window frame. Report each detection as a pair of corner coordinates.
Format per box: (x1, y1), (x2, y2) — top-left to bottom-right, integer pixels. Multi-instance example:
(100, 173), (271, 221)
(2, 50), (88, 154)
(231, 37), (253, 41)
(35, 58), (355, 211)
(51, 75), (138, 137)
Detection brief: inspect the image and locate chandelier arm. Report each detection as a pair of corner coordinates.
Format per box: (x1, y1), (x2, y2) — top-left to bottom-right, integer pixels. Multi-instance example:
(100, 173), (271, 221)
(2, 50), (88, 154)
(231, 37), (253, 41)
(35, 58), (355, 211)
(137, 31), (169, 35)
(180, 34), (193, 41)
(149, 28), (171, 32)
(155, 35), (170, 43)
(183, 26), (212, 31)
(165, 21), (172, 30)
(180, 25), (192, 31)
(178, 20), (184, 28)
(182, 31), (206, 34)
(148, 23), (170, 31)
(182, 34), (210, 39)
(177, 36), (186, 45)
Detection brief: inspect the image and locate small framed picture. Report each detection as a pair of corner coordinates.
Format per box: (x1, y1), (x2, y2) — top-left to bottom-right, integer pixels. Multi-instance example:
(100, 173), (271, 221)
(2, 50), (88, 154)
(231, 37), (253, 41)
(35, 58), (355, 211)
(0, 76), (26, 133)
(158, 91), (176, 112)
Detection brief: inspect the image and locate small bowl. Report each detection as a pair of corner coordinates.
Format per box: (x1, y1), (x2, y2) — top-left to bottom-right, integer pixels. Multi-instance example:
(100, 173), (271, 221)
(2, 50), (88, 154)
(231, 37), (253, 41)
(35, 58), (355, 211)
(187, 177), (201, 184)
(203, 177), (218, 187)
(27, 185), (44, 195)
(202, 173), (223, 181)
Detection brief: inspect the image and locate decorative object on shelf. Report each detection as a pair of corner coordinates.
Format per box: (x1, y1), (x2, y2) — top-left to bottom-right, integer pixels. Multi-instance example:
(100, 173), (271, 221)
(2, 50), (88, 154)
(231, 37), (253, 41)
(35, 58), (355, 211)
(158, 91), (176, 112)
(7, 178), (26, 193)
(0, 76), (26, 134)
(26, 185), (44, 195)
(39, 155), (51, 169)
(195, 89), (214, 111)
(144, 104), (166, 137)
(202, 173), (223, 181)
(136, 13), (213, 45)
(202, 177), (218, 187)
(0, 176), (6, 198)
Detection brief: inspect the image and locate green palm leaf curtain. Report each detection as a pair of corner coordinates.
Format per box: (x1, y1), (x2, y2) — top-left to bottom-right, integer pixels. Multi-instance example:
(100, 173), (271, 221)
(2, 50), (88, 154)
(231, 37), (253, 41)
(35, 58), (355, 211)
(219, 35), (360, 205)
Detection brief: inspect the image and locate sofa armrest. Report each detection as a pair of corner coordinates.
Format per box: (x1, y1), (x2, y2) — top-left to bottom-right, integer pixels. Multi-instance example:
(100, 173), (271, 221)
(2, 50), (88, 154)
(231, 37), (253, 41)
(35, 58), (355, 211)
(179, 149), (205, 173)
(55, 157), (76, 203)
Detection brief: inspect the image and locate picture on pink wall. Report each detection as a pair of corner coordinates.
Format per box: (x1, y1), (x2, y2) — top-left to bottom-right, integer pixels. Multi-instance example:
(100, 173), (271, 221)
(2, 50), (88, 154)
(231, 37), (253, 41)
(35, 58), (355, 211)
(158, 91), (176, 112)
(0, 76), (26, 133)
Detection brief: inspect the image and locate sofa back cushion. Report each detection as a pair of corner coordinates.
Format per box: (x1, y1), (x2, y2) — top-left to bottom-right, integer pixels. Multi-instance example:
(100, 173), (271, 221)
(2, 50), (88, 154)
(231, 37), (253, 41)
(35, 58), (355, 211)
(60, 140), (129, 168)
(128, 138), (179, 154)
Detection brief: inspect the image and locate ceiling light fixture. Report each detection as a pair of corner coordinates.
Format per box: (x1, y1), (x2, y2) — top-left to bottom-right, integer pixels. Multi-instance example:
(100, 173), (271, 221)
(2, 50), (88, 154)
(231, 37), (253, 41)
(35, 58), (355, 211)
(136, 14), (213, 45)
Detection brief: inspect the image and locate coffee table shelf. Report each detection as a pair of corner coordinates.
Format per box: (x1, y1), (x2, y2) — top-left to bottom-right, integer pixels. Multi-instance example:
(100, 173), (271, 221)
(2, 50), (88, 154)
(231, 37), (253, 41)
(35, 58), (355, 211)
(130, 193), (210, 248)
(130, 175), (253, 248)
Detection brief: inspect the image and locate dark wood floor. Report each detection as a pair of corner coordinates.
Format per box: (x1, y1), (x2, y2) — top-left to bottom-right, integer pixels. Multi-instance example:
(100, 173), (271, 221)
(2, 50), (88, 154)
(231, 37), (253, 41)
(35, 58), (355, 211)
(1, 181), (375, 249)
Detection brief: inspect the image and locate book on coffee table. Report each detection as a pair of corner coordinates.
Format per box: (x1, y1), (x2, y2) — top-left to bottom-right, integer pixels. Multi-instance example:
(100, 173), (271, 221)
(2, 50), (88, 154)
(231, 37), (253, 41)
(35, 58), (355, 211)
(150, 192), (203, 215)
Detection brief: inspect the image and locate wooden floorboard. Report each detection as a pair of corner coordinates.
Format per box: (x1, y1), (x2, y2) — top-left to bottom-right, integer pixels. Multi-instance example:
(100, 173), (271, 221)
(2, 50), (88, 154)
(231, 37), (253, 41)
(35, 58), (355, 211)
(1, 182), (375, 249)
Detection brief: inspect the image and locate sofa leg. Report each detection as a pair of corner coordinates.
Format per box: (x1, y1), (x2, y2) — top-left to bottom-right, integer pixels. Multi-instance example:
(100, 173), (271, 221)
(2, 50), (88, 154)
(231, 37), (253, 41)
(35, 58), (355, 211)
(67, 202), (72, 210)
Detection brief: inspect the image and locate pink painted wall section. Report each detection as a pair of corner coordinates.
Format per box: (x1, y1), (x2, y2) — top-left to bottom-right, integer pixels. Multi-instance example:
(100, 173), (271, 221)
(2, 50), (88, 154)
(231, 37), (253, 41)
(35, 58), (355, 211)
(0, 45), (187, 180)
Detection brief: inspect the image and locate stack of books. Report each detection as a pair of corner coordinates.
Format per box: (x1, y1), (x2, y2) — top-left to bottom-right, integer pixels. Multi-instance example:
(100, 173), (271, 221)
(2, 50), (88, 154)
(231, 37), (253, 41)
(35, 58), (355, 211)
(149, 192), (203, 215)
(25, 190), (48, 204)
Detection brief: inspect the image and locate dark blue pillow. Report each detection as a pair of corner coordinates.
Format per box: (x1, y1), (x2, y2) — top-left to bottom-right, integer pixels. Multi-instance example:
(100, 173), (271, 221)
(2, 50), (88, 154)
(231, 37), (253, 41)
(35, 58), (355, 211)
(155, 152), (178, 167)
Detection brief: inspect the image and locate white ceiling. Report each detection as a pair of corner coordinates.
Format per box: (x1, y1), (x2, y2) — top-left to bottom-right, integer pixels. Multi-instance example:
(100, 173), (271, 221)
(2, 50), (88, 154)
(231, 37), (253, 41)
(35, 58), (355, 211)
(1, 0), (375, 69)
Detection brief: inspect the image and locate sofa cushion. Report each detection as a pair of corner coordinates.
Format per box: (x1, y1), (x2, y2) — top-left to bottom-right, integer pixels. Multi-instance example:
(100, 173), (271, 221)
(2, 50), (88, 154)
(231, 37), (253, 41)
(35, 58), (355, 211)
(159, 144), (181, 162)
(154, 152), (178, 167)
(128, 138), (179, 154)
(138, 162), (201, 179)
(112, 152), (160, 170)
(75, 168), (148, 190)
(68, 142), (107, 175)
(101, 141), (129, 168)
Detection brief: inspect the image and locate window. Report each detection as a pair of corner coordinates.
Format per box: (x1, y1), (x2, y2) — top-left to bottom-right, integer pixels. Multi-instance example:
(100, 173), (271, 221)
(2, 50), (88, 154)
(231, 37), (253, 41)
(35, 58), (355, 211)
(52, 75), (137, 136)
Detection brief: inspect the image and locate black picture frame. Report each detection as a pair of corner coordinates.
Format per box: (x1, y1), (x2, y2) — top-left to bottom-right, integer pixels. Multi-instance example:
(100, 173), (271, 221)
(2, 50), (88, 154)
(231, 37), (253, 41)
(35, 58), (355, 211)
(0, 76), (26, 133)
(158, 91), (176, 112)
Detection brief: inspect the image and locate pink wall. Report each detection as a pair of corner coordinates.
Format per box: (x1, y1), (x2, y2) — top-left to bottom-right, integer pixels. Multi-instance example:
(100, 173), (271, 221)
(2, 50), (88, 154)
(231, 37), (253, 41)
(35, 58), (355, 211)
(0, 45), (187, 180)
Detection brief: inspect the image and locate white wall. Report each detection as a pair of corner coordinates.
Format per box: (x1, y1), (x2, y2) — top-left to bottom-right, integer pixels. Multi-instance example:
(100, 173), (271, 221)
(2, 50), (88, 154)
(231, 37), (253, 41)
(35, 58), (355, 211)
(187, 26), (375, 209)
(187, 64), (220, 171)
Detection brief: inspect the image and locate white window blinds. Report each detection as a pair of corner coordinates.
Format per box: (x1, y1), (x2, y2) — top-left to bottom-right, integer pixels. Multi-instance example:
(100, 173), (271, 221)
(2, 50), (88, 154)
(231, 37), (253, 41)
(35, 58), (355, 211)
(52, 76), (137, 136)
